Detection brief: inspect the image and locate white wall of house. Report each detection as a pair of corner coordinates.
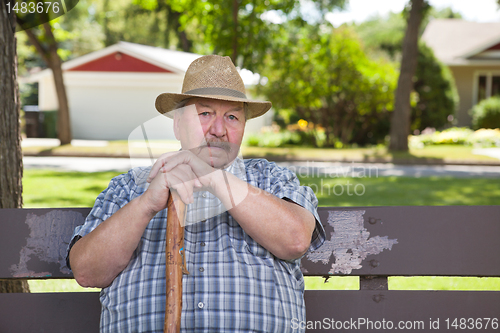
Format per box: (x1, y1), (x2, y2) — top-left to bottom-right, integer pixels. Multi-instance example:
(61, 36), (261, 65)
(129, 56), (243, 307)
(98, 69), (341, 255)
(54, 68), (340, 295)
(63, 72), (182, 140)
(38, 74), (58, 111)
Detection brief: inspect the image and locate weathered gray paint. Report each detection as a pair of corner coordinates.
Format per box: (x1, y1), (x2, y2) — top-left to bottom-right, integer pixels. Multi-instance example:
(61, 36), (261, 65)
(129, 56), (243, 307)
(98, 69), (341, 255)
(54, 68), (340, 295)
(10, 210), (86, 277)
(0, 208), (90, 278)
(305, 210), (397, 274)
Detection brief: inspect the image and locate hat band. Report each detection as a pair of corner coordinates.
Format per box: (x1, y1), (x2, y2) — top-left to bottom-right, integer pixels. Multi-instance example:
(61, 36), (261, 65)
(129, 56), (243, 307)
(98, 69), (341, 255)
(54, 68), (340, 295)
(184, 87), (247, 99)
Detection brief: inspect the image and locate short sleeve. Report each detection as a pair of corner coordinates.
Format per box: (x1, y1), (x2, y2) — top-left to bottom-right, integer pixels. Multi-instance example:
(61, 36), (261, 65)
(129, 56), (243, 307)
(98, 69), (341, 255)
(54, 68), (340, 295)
(244, 159), (326, 252)
(66, 169), (144, 269)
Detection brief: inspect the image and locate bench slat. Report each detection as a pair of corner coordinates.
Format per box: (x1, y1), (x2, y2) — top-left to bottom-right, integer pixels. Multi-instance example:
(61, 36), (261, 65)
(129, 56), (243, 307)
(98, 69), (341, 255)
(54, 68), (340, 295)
(1, 290), (498, 332)
(1, 206), (499, 278)
(0, 208), (91, 278)
(304, 290), (500, 332)
(0, 292), (100, 333)
(302, 206), (500, 276)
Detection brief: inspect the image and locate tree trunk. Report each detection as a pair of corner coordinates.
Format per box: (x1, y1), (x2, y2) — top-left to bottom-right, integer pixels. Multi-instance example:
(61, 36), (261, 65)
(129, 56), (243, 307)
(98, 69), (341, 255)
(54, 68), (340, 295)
(389, 0), (425, 151)
(24, 22), (72, 145)
(0, 0), (30, 293)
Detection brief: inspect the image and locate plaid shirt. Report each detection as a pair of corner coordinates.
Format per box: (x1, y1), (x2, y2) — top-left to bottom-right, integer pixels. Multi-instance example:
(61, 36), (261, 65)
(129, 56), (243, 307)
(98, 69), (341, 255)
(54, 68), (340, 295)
(70, 158), (325, 333)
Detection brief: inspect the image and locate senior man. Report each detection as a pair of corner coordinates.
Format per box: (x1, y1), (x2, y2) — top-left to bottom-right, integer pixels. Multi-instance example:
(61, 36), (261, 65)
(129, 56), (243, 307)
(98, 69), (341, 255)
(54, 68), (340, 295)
(68, 55), (325, 333)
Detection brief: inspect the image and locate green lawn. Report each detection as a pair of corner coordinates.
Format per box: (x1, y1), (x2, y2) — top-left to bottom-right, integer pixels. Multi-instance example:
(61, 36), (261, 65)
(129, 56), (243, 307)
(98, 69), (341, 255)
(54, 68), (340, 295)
(300, 176), (500, 206)
(23, 169), (500, 292)
(23, 170), (500, 208)
(23, 170), (123, 208)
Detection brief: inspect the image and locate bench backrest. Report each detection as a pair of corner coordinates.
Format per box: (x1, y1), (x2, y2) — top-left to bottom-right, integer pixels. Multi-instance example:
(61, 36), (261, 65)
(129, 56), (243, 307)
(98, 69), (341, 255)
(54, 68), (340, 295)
(1, 206), (499, 332)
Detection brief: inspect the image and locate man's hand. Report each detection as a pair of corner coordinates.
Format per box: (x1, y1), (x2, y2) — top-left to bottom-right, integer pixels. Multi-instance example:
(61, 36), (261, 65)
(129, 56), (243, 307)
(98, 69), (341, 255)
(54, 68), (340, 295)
(144, 150), (222, 211)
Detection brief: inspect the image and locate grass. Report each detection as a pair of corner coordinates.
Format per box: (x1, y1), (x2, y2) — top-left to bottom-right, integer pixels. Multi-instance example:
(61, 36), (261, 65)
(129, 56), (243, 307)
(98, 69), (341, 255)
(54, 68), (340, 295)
(23, 171), (500, 209)
(22, 169), (500, 292)
(23, 170), (123, 208)
(300, 176), (500, 206)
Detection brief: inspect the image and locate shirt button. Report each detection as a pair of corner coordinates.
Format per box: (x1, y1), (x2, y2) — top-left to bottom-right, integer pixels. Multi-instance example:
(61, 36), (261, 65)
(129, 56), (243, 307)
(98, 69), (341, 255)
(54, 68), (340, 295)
(198, 302), (204, 309)
(199, 267), (204, 272)
(200, 242), (206, 247)
(202, 193), (207, 198)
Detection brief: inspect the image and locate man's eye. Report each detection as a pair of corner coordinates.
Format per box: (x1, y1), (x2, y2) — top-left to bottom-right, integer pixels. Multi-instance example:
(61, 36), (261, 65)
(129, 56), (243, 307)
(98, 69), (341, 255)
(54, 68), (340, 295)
(199, 112), (210, 116)
(228, 115), (237, 120)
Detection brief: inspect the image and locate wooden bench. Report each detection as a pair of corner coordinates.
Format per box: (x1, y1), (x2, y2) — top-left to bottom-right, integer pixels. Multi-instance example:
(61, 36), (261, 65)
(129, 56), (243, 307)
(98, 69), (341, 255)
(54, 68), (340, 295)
(1, 206), (499, 332)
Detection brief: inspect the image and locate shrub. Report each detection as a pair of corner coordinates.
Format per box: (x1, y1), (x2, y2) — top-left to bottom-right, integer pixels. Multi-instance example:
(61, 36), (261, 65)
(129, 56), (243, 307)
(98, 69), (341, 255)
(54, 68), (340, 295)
(258, 25), (397, 147)
(466, 129), (500, 148)
(432, 127), (473, 145)
(409, 127), (473, 148)
(411, 43), (458, 132)
(244, 120), (326, 148)
(470, 97), (500, 130)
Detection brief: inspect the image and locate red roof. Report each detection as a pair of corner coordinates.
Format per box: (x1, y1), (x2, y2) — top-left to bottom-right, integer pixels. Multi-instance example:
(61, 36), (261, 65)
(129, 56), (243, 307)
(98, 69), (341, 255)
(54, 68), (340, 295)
(67, 52), (172, 73)
(486, 42), (500, 51)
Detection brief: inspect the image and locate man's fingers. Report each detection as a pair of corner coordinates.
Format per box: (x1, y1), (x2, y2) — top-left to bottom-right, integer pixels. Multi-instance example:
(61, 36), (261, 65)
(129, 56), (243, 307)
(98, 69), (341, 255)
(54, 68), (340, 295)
(146, 152), (177, 183)
(162, 166), (198, 204)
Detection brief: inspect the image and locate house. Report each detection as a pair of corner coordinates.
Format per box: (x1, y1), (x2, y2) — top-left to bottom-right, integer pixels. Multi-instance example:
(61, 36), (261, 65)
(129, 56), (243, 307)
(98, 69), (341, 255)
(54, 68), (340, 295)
(27, 42), (272, 141)
(422, 19), (500, 127)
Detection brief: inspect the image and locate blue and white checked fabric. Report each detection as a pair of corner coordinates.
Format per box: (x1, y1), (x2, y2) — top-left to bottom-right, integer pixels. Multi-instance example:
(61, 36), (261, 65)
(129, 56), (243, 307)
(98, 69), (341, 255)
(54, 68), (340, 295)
(69, 158), (325, 333)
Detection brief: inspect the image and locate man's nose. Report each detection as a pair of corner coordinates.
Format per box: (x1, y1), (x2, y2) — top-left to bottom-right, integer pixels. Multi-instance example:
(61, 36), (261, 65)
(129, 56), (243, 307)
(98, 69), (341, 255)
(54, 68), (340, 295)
(207, 115), (226, 138)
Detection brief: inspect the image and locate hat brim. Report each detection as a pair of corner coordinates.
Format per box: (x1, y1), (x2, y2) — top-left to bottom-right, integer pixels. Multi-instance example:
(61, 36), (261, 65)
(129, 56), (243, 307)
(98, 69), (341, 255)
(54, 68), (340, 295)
(155, 92), (272, 119)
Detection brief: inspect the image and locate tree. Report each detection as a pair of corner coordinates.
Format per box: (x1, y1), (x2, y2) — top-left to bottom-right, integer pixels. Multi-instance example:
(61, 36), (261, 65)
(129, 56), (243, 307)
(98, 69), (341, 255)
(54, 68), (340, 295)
(89, 0), (345, 72)
(353, 6), (462, 62)
(411, 43), (458, 132)
(353, 6), (459, 134)
(14, 0), (93, 145)
(258, 25), (397, 147)
(170, 0), (346, 72)
(389, 0), (427, 151)
(0, 0), (29, 293)
(20, 20), (72, 144)
(97, 0), (191, 50)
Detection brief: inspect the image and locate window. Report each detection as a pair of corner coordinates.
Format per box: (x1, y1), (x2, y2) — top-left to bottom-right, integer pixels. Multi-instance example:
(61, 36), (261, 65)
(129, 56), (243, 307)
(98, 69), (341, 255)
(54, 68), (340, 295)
(492, 76), (500, 98)
(478, 75), (487, 102)
(475, 72), (500, 104)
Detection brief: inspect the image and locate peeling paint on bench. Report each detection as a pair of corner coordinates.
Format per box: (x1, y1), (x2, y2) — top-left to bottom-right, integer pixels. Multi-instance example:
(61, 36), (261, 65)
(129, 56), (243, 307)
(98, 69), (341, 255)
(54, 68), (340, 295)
(306, 210), (398, 274)
(10, 210), (86, 277)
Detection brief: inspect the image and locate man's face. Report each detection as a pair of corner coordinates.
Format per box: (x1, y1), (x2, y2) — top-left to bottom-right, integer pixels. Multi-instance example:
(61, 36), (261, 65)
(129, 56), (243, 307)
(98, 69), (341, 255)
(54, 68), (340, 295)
(173, 98), (246, 168)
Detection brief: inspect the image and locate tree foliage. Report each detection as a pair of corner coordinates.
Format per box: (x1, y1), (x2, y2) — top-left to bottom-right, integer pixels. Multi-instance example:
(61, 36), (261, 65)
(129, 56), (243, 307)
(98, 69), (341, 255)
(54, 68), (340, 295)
(258, 25), (397, 147)
(112, 0), (346, 71)
(352, 6), (459, 135)
(353, 6), (462, 61)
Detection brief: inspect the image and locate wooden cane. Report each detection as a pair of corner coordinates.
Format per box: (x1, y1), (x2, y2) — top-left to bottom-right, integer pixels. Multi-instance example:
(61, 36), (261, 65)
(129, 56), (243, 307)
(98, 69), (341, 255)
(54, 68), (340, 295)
(164, 191), (188, 333)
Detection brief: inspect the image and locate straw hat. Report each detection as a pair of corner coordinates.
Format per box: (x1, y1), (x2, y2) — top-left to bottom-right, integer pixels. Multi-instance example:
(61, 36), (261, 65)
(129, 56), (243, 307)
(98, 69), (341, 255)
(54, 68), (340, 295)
(155, 55), (271, 119)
